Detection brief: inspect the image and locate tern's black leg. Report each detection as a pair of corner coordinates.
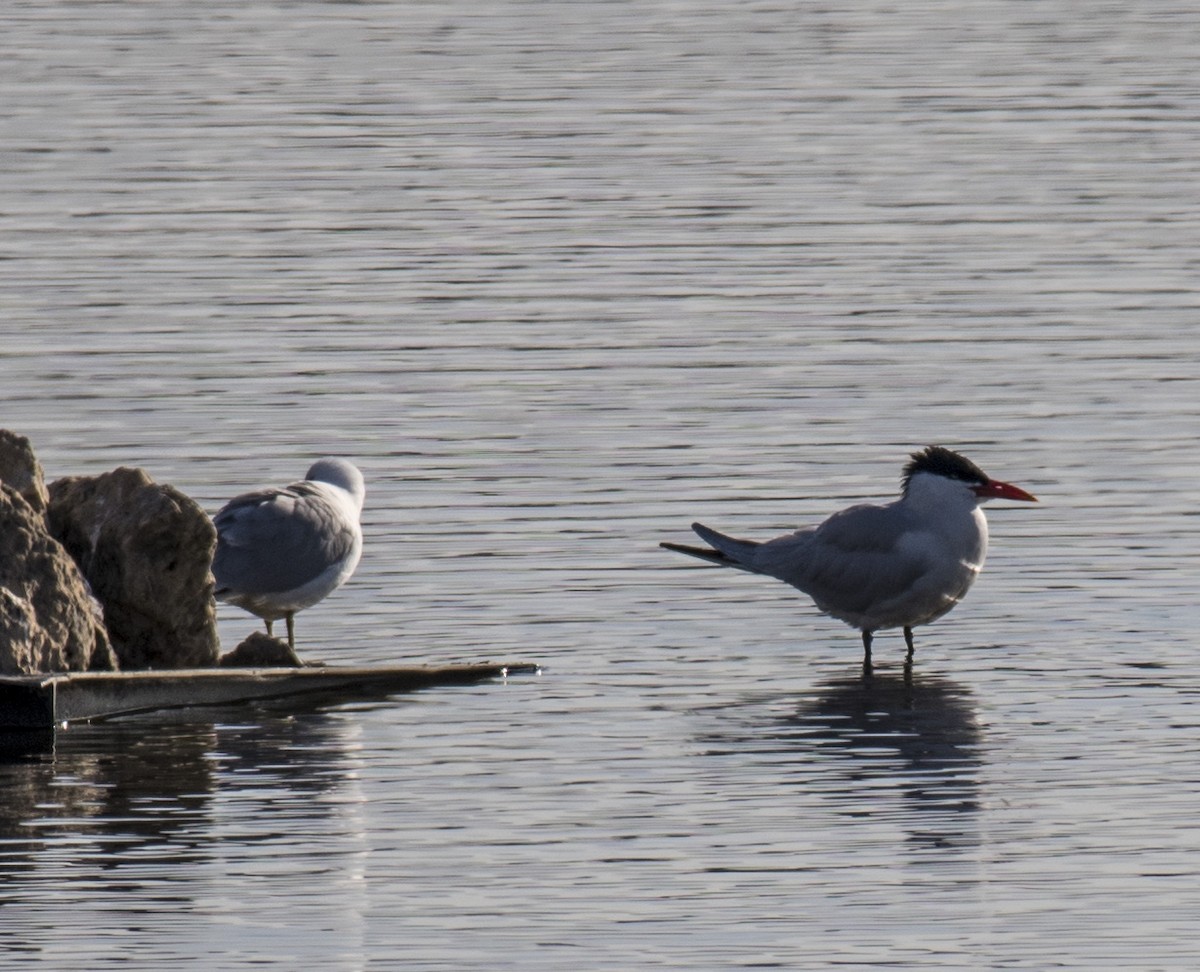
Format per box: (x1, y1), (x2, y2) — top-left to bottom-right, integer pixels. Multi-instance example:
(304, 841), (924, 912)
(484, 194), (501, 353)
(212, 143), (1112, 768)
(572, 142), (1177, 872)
(861, 629), (874, 676)
(903, 626), (915, 664)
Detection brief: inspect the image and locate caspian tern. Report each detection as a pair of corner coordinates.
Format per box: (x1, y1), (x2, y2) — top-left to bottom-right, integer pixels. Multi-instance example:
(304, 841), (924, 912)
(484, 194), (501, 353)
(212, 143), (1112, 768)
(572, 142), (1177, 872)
(660, 446), (1037, 666)
(212, 458), (365, 651)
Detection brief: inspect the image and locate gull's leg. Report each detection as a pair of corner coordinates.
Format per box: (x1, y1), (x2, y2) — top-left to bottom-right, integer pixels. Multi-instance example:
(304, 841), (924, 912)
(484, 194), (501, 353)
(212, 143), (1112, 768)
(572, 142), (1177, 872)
(286, 612), (296, 650)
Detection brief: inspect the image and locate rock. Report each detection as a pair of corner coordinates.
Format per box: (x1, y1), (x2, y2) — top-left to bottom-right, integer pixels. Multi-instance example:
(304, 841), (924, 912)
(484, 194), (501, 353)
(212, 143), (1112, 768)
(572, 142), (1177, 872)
(218, 631), (304, 668)
(0, 586), (39, 672)
(0, 429), (50, 514)
(0, 484), (117, 674)
(47, 467), (220, 670)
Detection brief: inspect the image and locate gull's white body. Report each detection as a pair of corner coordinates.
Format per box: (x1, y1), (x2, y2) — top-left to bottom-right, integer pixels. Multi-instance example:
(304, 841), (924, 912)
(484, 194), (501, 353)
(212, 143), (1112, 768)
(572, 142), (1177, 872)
(662, 447), (1036, 663)
(212, 458), (365, 647)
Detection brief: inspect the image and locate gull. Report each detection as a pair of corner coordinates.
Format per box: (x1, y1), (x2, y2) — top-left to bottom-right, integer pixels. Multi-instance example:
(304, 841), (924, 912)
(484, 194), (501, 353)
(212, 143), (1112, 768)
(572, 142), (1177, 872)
(212, 458), (365, 651)
(661, 446), (1037, 667)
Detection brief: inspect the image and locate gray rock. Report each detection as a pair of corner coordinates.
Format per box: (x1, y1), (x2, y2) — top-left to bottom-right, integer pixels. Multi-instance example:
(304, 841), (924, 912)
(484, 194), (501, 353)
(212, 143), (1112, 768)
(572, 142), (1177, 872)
(0, 484), (117, 674)
(0, 586), (40, 673)
(0, 429), (50, 514)
(47, 467), (221, 670)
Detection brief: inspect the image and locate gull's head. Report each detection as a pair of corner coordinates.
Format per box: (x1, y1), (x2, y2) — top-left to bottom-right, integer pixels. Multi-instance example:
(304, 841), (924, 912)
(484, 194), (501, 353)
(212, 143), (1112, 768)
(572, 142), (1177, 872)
(902, 445), (1038, 506)
(306, 458), (366, 512)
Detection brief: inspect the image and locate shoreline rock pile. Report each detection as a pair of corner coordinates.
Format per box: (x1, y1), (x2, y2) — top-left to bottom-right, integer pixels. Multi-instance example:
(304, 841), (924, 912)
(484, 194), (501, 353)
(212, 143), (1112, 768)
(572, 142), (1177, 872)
(1, 430), (221, 675)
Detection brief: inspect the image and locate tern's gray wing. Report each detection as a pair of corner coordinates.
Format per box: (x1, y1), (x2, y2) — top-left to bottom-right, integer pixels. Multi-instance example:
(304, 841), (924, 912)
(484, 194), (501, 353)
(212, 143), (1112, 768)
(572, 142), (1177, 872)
(212, 482), (357, 597)
(755, 503), (928, 617)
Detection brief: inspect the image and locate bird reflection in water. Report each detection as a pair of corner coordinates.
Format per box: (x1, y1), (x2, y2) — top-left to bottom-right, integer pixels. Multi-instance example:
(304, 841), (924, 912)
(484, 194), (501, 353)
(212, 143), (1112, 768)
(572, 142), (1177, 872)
(0, 702), (362, 874)
(786, 669), (983, 849)
(701, 665), (985, 853)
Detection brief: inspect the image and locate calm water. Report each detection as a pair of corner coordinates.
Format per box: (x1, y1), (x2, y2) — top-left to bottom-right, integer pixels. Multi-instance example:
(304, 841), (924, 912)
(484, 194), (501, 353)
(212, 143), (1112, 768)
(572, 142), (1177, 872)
(3, 0), (1200, 967)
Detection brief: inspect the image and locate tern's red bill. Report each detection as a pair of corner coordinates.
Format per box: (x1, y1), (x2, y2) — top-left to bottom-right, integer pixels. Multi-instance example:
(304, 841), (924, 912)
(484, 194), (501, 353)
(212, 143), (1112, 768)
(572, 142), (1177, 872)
(972, 479), (1038, 502)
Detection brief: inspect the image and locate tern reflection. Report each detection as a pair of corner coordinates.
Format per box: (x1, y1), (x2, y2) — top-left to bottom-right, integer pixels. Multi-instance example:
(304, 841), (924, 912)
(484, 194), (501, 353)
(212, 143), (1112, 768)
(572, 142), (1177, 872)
(785, 669), (983, 848)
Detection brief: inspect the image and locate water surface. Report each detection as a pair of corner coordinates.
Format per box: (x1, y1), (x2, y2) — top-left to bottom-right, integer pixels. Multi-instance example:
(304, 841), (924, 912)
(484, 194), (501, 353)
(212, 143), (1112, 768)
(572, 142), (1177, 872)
(3, 1), (1200, 968)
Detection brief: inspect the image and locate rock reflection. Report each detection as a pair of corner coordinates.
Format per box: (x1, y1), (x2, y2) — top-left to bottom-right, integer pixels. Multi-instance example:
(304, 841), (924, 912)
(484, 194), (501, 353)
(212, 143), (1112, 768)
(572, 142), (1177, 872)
(0, 729), (54, 763)
(785, 670), (983, 850)
(0, 703), (362, 879)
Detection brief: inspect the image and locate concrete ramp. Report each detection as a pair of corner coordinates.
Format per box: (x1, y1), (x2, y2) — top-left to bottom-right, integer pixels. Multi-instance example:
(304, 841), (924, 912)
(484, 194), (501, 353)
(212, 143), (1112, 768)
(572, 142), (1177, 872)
(0, 662), (540, 728)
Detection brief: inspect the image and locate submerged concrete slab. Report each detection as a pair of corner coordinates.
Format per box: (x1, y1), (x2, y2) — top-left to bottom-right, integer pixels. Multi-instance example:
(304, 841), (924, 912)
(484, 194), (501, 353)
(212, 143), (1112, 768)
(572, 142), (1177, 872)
(0, 662), (540, 729)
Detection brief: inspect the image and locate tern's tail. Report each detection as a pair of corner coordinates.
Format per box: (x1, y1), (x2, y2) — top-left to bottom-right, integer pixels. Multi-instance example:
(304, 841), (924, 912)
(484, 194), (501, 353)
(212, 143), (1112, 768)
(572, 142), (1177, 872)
(660, 522), (760, 572)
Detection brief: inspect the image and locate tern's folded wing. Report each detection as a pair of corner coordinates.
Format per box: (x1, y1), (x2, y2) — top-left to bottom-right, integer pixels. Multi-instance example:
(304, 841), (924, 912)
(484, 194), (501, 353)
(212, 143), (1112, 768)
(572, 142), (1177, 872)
(755, 504), (928, 617)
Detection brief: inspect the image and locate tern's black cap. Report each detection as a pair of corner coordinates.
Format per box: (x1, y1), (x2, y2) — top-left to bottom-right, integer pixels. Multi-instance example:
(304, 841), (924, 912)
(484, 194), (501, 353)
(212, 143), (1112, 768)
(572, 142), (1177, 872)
(901, 445), (988, 493)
